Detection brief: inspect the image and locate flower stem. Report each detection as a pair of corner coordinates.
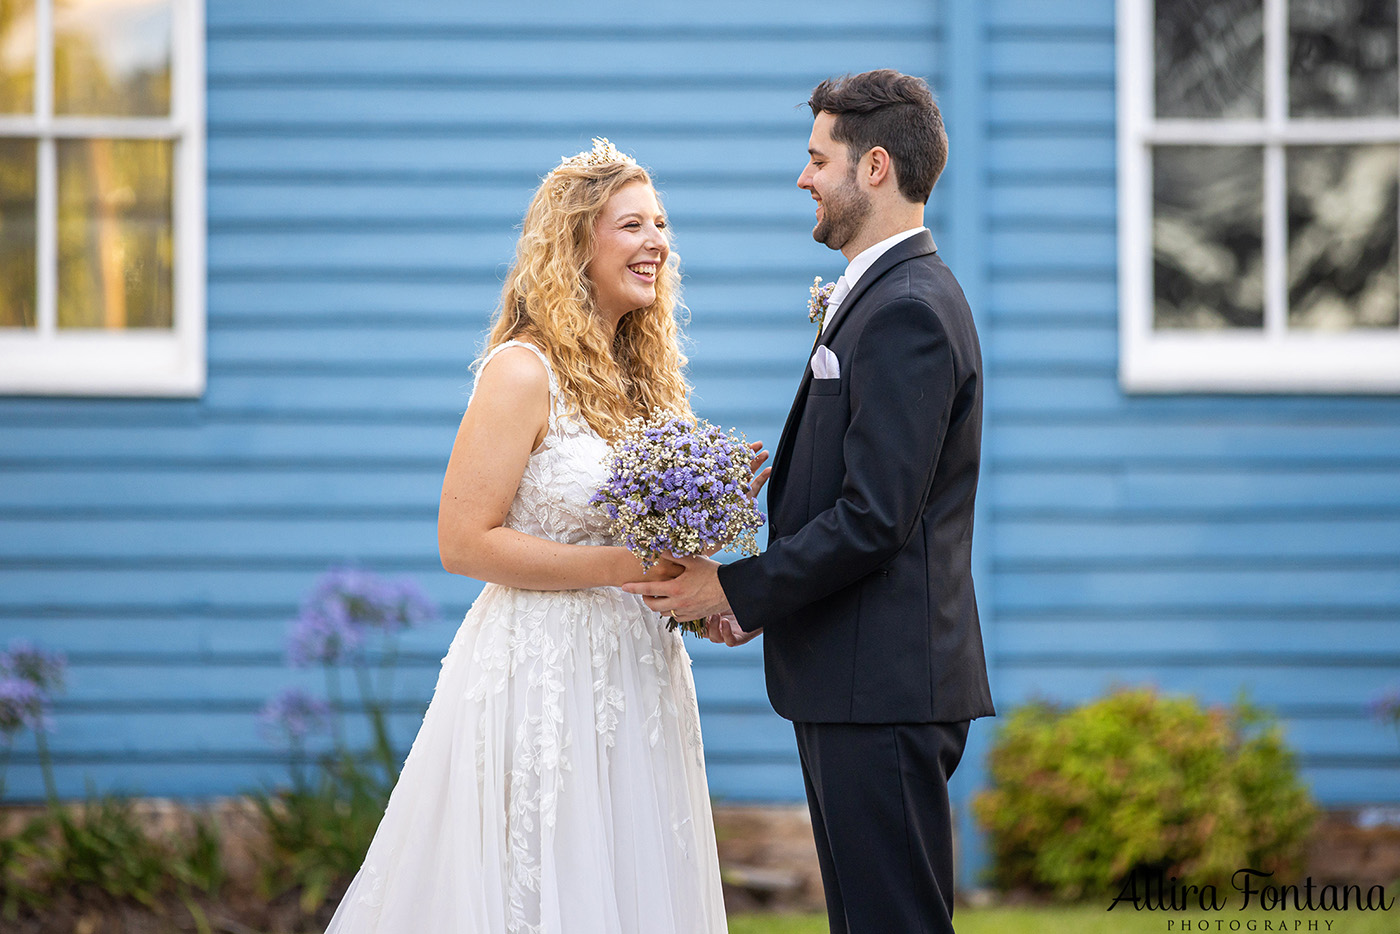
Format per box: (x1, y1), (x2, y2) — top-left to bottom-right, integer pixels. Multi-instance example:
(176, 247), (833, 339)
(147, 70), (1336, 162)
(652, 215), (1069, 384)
(0, 738), (11, 801)
(324, 664), (347, 751)
(378, 632), (399, 708)
(354, 663), (398, 783)
(34, 729), (59, 805)
(289, 737), (307, 794)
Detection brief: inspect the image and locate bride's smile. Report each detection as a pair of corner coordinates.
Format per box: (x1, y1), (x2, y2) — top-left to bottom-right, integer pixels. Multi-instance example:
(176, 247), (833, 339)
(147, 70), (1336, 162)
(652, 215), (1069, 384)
(586, 180), (669, 327)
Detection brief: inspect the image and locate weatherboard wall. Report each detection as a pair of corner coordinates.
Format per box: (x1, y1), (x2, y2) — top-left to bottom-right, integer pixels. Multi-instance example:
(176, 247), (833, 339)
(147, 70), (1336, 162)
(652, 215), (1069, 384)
(2, 0), (1397, 838)
(0, 0), (945, 803)
(980, 0), (1400, 805)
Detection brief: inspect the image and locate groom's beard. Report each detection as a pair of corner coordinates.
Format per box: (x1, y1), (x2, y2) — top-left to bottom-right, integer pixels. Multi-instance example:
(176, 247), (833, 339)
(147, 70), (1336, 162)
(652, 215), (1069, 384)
(812, 168), (871, 252)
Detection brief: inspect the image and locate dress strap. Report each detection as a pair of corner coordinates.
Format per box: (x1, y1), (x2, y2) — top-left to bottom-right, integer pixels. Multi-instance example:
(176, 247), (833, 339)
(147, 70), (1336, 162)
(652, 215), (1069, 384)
(473, 339), (559, 437)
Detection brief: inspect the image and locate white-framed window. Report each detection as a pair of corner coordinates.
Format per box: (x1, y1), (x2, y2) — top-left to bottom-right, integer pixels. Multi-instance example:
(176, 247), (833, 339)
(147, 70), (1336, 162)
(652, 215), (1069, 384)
(0, 0), (204, 397)
(1119, 0), (1400, 392)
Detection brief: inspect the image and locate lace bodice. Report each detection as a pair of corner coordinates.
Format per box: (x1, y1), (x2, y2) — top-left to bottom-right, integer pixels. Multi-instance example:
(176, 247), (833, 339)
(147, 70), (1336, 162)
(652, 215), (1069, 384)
(475, 341), (615, 547)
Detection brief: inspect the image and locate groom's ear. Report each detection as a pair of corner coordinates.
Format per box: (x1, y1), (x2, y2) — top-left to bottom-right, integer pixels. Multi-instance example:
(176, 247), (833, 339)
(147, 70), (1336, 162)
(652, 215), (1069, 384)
(861, 146), (896, 191)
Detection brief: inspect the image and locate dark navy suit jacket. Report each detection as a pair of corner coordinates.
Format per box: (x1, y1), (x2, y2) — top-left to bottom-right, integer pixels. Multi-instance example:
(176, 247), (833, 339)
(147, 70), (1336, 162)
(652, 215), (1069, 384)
(717, 230), (995, 724)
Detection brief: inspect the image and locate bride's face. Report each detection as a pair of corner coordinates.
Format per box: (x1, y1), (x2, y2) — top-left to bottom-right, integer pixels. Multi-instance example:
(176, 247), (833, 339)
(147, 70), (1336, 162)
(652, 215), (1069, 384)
(585, 181), (669, 326)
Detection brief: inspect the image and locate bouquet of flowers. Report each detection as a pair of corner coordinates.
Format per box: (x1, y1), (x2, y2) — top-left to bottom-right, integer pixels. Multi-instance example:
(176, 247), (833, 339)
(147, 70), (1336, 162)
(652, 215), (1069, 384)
(591, 413), (766, 635)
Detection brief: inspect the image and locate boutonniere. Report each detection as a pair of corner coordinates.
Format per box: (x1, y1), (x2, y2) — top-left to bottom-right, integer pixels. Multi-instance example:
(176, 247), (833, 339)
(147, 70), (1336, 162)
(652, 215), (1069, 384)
(808, 276), (836, 329)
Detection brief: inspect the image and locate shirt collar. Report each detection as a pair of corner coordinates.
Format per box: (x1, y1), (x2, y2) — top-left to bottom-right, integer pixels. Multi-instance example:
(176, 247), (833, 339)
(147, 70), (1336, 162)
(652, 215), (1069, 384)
(840, 226), (928, 293)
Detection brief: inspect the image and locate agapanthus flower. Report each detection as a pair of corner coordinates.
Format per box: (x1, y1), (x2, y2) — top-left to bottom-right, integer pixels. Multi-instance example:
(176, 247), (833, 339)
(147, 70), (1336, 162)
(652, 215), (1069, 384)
(258, 688), (332, 745)
(591, 413), (766, 635)
(300, 566), (439, 635)
(0, 641), (66, 694)
(389, 578), (439, 629)
(286, 567), (439, 666)
(287, 608), (364, 668)
(1370, 688), (1400, 724)
(0, 677), (49, 736)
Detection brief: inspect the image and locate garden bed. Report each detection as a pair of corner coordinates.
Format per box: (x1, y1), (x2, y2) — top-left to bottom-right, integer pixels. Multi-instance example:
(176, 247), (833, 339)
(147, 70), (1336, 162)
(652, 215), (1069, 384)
(3, 801), (1398, 932)
(1305, 808), (1400, 889)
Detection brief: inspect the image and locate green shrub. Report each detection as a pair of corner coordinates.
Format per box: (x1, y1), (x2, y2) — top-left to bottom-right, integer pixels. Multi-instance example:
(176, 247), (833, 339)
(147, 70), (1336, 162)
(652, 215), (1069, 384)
(972, 688), (1317, 901)
(172, 810), (225, 896)
(50, 795), (172, 908)
(253, 753), (390, 913)
(0, 811), (50, 920)
(0, 796), (227, 923)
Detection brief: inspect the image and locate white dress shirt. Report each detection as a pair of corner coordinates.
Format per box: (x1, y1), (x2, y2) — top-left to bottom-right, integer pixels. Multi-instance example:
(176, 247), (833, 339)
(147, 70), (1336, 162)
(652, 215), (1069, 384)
(819, 226), (929, 336)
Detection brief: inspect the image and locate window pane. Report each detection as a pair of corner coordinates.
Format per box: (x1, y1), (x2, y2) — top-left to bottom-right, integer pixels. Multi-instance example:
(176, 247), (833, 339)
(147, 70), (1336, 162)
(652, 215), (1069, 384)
(57, 138), (172, 330)
(0, 138), (35, 328)
(1290, 0), (1398, 117)
(0, 0), (35, 113)
(1154, 146), (1265, 329)
(54, 0), (171, 117)
(1156, 0), (1264, 118)
(1287, 145), (1399, 330)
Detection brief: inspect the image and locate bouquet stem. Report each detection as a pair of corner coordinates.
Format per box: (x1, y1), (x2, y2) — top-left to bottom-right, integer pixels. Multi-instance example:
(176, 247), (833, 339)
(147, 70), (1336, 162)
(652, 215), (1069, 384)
(665, 616), (708, 638)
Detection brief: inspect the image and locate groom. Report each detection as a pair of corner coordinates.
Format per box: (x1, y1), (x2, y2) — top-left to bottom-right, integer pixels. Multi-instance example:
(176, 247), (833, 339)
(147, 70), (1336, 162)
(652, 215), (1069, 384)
(626, 69), (994, 933)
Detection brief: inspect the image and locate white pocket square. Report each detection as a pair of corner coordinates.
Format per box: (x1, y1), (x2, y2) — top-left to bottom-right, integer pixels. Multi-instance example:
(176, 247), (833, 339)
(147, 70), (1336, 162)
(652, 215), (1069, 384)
(810, 345), (841, 379)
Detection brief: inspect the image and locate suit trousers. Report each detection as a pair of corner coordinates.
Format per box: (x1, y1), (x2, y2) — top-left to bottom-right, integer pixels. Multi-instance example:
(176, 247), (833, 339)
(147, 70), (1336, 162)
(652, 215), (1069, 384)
(794, 719), (970, 934)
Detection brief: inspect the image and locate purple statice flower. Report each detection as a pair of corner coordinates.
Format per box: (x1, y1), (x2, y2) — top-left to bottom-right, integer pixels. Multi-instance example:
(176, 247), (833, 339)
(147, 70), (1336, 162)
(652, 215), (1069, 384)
(258, 688), (332, 745)
(591, 414), (766, 580)
(0, 677), (49, 737)
(0, 641), (67, 695)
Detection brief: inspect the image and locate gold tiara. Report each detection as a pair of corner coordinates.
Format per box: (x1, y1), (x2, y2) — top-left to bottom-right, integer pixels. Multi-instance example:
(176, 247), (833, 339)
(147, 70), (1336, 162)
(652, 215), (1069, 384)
(550, 137), (637, 175)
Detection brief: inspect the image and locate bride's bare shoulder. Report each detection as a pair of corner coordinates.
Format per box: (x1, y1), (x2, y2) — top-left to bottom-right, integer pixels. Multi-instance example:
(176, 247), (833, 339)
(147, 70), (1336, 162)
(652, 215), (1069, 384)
(475, 344), (551, 400)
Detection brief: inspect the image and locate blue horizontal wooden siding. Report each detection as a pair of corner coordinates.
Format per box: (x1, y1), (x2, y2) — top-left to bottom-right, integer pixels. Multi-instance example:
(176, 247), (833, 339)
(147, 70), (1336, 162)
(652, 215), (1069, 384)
(8, 0), (1392, 858)
(0, 0), (944, 806)
(983, 0), (1400, 808)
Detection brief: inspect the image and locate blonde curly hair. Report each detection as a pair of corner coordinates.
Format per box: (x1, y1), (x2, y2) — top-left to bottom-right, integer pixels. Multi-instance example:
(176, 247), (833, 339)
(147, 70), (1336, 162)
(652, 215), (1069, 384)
(482, 155), (691, 440)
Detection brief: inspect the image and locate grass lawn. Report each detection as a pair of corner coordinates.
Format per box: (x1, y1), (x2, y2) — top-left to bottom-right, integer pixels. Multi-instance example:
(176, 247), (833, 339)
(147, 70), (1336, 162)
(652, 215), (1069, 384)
(729, 905), (1400, 933)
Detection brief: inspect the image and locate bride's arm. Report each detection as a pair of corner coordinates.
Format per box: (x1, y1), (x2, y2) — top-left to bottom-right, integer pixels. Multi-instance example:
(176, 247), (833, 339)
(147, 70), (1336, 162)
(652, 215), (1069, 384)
(437, 346), (669, 590)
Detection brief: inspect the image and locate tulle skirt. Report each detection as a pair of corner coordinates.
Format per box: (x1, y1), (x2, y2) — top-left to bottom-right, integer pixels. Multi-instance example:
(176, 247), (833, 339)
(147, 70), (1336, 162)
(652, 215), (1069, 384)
(323, 583), (727, 934)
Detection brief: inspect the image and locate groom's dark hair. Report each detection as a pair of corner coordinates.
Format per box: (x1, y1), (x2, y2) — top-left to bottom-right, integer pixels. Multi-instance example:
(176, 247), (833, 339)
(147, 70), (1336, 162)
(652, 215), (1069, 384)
(808, 69), (946, 204)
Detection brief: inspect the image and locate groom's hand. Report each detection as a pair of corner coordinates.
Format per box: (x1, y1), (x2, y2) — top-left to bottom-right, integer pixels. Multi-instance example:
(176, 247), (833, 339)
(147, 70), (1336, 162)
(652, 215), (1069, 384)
(622, 554), (732, 620)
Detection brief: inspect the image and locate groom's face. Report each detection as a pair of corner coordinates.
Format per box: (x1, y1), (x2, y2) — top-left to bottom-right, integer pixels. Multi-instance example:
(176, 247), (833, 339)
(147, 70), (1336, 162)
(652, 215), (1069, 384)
(798, 111), (871, 252)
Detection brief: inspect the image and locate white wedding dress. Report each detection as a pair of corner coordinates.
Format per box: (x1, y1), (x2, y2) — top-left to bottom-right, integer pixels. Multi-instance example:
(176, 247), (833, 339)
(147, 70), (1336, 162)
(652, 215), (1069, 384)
(324, 341), (727, 934)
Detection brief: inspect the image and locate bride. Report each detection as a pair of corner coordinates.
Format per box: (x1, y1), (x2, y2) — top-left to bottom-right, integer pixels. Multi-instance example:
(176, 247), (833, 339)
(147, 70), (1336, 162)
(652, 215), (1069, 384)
(323, 139), (729, 933)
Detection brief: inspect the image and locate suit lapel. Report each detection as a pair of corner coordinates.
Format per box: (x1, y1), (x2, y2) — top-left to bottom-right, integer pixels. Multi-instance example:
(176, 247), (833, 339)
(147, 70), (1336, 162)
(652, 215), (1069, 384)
(770, 230), (939, 492)
(818, 229), (937, 349)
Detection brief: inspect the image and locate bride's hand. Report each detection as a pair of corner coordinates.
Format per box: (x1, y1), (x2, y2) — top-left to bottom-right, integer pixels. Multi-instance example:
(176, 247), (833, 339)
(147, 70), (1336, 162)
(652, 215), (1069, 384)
(705, 613), (761, 647)
(746, 440), (772, 501)
(645, 557), (684, 581)
(617, 550), (683, 586)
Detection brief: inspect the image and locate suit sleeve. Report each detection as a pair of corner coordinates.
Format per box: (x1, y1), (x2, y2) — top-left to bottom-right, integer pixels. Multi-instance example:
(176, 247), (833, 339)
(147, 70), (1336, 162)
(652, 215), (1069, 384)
(717, 294), (957, 631)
